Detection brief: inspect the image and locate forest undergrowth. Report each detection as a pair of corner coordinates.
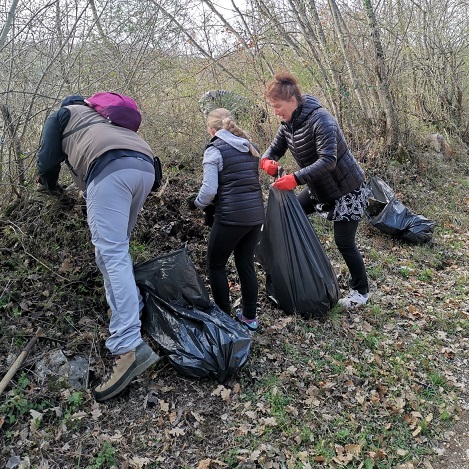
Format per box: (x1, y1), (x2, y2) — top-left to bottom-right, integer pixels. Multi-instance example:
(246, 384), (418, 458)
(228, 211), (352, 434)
(0, 148), (468, 468)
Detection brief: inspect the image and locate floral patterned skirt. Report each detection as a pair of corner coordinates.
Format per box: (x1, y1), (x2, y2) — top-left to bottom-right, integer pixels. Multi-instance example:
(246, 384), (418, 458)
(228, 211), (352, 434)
(313, 182), (371, 222)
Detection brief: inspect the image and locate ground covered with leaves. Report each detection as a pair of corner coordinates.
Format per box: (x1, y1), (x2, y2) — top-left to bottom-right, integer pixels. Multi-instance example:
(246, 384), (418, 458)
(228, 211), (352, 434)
(0, 153), (468, 469)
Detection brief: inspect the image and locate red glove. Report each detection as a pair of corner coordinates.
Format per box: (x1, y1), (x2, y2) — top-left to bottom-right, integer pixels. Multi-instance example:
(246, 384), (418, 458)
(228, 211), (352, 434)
(272, 174), (298, 191)
(260, 158), (280, 176)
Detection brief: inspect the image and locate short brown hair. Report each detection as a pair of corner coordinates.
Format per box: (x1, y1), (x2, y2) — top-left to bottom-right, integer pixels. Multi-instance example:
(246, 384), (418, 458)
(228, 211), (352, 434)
(264, 71), (302, 103)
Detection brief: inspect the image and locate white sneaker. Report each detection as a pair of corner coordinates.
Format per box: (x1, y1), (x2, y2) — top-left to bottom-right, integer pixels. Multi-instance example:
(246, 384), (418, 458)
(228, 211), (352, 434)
(338, 289), (369, 308)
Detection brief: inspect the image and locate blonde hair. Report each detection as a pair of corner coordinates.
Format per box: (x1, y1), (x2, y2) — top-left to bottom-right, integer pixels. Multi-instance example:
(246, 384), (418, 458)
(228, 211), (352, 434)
(207, 108), (260, 157)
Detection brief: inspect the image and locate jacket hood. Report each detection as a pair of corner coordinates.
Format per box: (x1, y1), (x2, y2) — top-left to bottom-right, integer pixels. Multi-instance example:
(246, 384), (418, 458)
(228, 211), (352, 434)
(61, 95), (85, 107)
(214, 129), (252, 153)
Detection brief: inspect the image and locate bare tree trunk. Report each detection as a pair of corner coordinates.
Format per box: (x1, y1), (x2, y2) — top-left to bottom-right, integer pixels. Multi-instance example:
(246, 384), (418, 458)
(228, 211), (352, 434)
(285, 0), (341, 116)
(89, 0), (118, 55)
(1, 104), (25, 192)
(202, 0), (274, 76)
(0, 0), (20, 50)
(363, 0), (399, 150)
(151, 0), (248, 90)
(327, 0), (374, 126)
(251, 0), (339, 113)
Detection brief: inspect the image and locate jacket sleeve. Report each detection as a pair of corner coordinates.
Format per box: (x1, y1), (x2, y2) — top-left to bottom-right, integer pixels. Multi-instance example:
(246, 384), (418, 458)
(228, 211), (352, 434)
(262, 125), (288, 161)
(36, 108), (70, 190)
(293, 112), (338, 185)
(195, 145), (222, 209)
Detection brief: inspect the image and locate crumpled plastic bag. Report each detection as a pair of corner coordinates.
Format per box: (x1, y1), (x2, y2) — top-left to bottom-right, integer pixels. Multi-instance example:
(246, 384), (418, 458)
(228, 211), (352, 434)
(134, 247), (251, 383)
(256, 188), (339, 318)
(365, 176), (436, 244)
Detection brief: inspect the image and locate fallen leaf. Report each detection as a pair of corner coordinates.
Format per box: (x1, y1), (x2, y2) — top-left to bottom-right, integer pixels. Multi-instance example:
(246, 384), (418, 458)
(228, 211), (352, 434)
(249, 449), (261, 461)
(261, 417), (277, 426)
(30, 409), (43, 432)
(129, 456), (151, 468)
(197, 460), (211, 469)
(109, 430), (123, 442)
(220, 388), (231, 401)
(168, 427), (185, 436)
(191, 411), (205, 423)
(168, 411), (177, 424)
(159, 400), (169, 412)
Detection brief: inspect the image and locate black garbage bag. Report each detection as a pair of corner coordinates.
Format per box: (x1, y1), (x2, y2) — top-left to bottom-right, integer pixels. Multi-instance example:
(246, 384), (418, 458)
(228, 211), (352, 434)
(365, 177), (436, 244)
(256, 188), (339, 318)
(134, 247), (251, 383)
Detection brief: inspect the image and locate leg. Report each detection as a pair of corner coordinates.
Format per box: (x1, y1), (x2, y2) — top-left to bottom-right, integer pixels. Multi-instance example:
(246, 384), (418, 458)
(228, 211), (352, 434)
(206, 222), (240, 314)
(333, 220), (368, 295)
(86, 166), (153, 355)
(297, 187), (317, 215)
(233, 225), (262, 320)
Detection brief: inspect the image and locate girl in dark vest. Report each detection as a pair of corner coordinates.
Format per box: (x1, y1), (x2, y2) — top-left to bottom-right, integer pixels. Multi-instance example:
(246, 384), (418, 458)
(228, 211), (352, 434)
(260, 72), (370, 309)
(188, 108), (265, 332)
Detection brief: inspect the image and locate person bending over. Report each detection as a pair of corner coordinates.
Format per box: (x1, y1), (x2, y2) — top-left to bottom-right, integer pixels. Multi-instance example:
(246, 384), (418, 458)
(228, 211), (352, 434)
(260, 72), (370, 309)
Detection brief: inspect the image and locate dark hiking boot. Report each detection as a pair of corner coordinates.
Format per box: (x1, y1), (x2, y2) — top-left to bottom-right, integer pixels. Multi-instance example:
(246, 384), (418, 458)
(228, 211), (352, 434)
(93, 342), (160, 402)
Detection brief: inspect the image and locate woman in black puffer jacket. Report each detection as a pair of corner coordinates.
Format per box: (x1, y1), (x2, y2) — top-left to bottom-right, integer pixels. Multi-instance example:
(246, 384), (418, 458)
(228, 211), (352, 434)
(260, 72), (370, 309)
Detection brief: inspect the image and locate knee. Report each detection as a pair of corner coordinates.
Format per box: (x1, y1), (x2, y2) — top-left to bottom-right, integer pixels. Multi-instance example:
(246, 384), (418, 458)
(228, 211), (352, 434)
(334, 235), (357, 254)
(208, 262), (226, 275)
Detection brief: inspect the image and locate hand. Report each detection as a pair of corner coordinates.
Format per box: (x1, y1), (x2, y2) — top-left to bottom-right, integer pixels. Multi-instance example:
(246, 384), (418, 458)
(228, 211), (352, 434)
(272, 174), (298, 191)
(260, 158), (281, 177)
(186, 193), (198, 210)
(203, 204), (215, 227)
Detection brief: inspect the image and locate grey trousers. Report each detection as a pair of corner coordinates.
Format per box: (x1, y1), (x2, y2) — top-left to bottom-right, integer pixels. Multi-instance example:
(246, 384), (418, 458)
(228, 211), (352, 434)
(85, 159), (154, 355)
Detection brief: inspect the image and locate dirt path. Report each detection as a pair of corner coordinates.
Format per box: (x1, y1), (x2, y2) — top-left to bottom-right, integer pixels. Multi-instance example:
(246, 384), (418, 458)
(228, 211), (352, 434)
(431, 351), (469, 469)
(432, 411), (469, 468)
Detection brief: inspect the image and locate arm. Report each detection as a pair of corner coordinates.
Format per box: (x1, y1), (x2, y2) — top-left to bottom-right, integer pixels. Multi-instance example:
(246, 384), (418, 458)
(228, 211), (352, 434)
(261, 125), (288, 162)
(194, 145), (222, 209)
(260, 126), (288, 176)
(36, 108), (70, 190)
(293, 111), (338, 185)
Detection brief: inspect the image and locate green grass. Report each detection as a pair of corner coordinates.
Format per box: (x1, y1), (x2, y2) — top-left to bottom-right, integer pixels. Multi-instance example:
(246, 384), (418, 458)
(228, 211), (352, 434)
(85, 442), (117, 469)
(0, 373), (53, 426)
(1, 149), (468, 467)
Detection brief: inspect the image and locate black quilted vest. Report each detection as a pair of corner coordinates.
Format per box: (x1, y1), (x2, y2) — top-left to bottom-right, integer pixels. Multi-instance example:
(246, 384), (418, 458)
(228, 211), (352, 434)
(211, 138), (264, 226)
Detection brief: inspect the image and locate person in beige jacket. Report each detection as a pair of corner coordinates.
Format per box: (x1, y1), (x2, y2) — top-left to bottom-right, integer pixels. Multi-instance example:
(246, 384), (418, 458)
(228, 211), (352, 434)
(37, 94), (160, 402)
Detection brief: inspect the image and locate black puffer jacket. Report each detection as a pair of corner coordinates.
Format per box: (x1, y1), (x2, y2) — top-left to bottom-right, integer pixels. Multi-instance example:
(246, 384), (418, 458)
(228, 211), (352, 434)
(263, 94), (365, 203)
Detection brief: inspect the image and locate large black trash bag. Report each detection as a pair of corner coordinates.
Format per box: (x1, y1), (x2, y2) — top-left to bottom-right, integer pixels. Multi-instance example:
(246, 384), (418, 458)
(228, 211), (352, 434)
(256, 188), (339, 318)
(365, 177), (436, 244)
(134, 247), (251, 383)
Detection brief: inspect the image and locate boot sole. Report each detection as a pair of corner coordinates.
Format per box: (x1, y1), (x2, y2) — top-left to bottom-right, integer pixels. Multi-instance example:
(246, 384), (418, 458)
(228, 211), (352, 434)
(93, 351), (160, 402)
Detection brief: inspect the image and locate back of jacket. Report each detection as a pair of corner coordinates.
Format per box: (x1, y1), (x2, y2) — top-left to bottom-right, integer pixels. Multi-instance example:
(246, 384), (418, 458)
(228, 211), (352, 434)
(264, 94), (365, 203)
(213, 138), (264, 226)
(62, 105), (154, 190)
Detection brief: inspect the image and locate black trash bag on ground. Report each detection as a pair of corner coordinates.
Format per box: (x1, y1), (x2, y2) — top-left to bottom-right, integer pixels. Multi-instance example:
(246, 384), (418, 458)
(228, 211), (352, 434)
(134, 247), (251, 383)
(256, 188), (339, 318)
(365, 177), (436, 244)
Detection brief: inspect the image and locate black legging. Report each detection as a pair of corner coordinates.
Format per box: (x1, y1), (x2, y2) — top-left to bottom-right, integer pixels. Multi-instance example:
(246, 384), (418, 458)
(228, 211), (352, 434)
(297, 188), (369, 295)
(207, 221), (262, 319)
